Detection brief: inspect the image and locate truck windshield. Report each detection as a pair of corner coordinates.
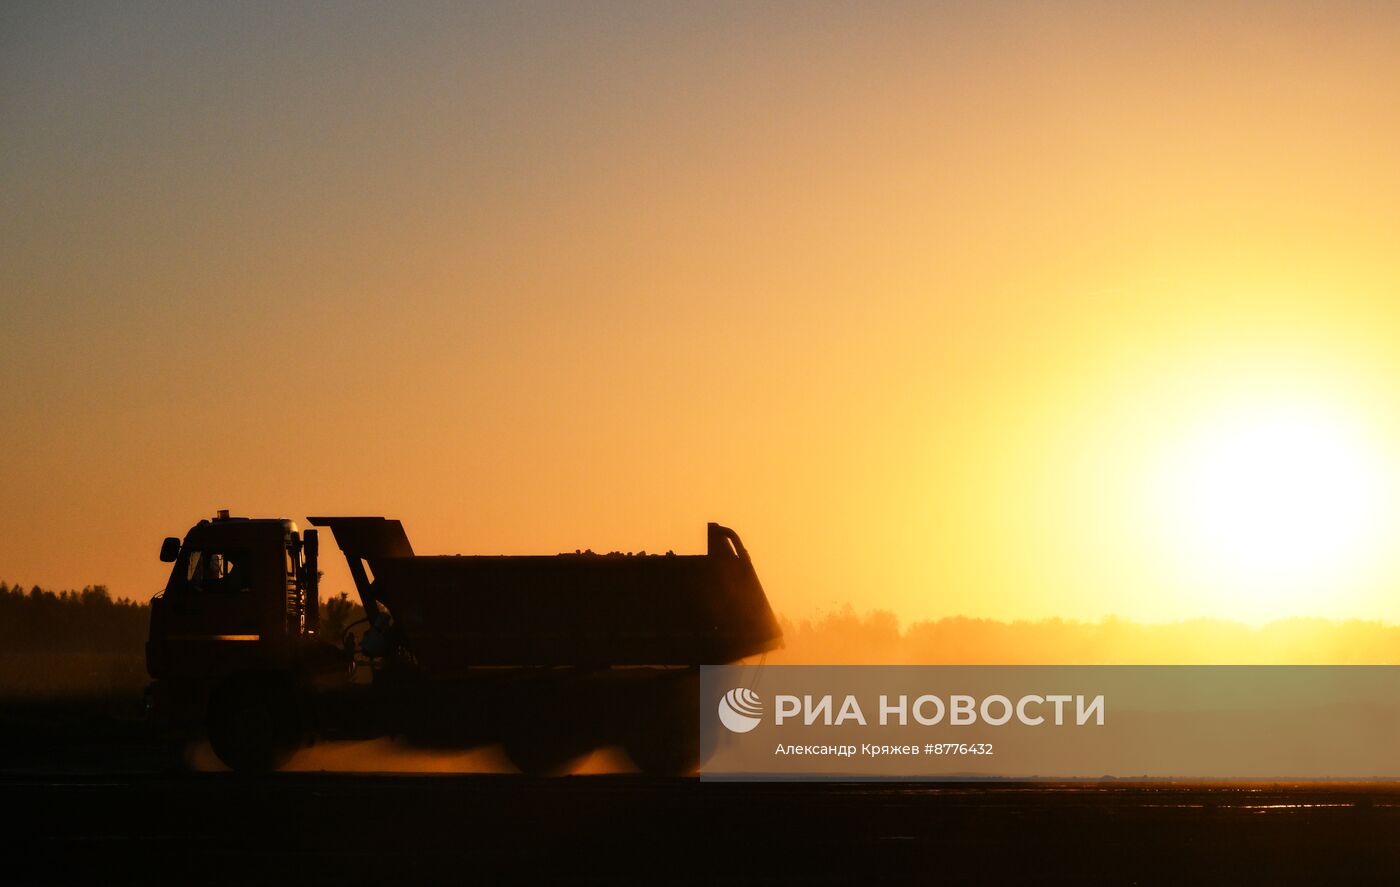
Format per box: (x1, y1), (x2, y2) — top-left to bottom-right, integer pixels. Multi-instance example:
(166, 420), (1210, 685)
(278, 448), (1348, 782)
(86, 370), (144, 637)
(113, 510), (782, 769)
(179, 549), (251, 595)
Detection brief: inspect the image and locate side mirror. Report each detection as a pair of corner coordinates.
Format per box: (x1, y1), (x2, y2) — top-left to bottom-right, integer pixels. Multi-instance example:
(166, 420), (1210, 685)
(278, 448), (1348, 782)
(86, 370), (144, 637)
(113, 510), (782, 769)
(159, 537), (181, 563)
(305, 528), (319, 559)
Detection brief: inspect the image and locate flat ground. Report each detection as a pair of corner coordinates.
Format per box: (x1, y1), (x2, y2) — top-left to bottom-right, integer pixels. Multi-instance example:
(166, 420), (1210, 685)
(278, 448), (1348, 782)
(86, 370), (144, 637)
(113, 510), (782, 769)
(4, 702), (1400, 883)
(8, 772), (1400, 882)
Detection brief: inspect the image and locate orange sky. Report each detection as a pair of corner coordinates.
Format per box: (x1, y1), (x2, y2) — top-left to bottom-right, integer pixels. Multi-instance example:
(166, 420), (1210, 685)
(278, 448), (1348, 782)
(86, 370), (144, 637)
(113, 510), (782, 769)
(5, 3), (1400, 624)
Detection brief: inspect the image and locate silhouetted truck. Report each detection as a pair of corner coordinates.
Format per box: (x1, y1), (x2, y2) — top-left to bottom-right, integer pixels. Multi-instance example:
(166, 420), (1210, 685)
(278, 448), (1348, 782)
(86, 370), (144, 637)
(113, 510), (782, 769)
(145, 512), (781, 774)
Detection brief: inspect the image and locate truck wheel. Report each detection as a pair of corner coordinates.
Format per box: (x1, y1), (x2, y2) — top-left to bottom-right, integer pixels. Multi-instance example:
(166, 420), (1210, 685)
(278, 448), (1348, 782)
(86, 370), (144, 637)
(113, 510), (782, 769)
(158, 738), (191, 774)
(502, 730), (591, 776)
(625, 725), (698, 776)
(207, 678), (299, 774)
(624, 676), (701, 776)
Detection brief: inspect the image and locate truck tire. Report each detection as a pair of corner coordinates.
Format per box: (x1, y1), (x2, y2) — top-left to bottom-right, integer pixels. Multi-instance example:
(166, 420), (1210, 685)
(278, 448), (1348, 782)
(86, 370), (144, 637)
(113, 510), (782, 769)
(501, 724), (593, 776)
(207, 677), (300, 774)
(624, 724), (698, 776)
(158, 738), (191, 774)
(624, 674), (702, 776)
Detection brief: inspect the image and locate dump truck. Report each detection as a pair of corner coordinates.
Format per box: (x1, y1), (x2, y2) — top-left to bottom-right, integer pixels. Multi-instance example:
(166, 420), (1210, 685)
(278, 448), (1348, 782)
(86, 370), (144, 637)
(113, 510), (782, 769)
(144, 512), (782, 774)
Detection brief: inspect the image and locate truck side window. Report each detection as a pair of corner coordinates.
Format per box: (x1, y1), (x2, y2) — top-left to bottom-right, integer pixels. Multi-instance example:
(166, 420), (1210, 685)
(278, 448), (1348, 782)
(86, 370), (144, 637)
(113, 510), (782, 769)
(184, 549), (251, 594)
(185, 551), (205, 590)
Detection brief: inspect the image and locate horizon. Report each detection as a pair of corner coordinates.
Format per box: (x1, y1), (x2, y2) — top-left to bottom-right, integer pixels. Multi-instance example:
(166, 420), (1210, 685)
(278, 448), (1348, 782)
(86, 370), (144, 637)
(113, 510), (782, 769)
(14, 578), (1400, 671)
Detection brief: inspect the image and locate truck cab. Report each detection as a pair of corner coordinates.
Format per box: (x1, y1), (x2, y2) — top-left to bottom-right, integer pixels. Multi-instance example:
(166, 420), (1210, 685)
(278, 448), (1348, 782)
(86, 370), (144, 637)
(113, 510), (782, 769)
(146, 511), (327, 768)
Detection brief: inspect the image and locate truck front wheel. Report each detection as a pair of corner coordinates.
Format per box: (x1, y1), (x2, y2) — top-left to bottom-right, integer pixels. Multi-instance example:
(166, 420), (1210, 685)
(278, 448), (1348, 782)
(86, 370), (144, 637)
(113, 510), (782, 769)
(207, 676), (300, 773)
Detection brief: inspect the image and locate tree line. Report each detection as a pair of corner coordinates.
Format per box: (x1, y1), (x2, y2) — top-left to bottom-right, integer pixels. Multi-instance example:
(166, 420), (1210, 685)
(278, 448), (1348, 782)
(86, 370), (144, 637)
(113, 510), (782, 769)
(0, 582), (364, 654)
(0, 582), (148, 653)
(772, 605), (1400, 665)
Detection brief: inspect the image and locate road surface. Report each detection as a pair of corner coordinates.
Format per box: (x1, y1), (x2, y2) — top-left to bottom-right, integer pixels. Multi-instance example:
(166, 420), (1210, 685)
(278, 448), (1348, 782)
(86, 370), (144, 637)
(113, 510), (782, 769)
(5, 771), (1400, 883)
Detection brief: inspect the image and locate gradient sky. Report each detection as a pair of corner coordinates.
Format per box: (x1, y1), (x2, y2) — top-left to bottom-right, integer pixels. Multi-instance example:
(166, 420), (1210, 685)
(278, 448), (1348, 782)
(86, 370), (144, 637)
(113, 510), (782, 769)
(6, 2), (1400, 624)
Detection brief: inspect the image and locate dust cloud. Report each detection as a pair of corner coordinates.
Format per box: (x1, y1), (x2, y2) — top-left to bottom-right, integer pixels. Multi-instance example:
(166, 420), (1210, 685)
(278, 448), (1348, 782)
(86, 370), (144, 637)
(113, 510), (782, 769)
(185, 738), (639, 774)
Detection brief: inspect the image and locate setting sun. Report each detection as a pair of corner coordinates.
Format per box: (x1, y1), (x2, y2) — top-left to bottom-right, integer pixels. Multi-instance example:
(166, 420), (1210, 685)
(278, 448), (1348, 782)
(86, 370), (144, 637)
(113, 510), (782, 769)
(1157, 400), (1393, 611)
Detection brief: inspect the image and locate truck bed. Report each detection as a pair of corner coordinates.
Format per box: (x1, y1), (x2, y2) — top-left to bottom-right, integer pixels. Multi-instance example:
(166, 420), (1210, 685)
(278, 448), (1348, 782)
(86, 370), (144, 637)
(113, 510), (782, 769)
(310, 518), (782, 670)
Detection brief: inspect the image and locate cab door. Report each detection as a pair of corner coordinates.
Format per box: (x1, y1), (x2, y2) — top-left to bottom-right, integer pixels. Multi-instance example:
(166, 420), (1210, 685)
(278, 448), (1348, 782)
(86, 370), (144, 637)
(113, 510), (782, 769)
(158, 533), (264, 676)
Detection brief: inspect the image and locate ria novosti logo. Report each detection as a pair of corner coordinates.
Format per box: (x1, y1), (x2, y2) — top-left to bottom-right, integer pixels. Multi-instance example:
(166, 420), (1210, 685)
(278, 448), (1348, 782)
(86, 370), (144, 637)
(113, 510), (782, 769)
(718, 687), (764, 733)
(714, 688), (1107, 734)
